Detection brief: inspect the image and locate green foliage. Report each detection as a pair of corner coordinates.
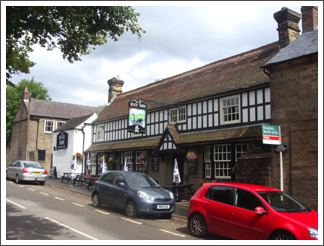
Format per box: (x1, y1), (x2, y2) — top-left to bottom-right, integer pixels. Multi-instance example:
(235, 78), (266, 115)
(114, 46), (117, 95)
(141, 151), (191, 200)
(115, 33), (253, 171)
(6, 6), (146, 84)
(6, 77), (51, 141)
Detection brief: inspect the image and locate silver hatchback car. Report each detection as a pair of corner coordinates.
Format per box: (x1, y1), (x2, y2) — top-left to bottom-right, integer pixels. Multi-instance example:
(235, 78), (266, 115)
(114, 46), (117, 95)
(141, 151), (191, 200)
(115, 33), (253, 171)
(6, 160), (48, 185)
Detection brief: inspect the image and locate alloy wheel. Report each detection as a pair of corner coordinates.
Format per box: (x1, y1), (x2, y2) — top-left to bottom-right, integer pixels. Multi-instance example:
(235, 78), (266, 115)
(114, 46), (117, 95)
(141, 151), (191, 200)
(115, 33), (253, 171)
(92, 193), (102, 208)
(189, 214), (207, 237)
(125, 200), (137, 218)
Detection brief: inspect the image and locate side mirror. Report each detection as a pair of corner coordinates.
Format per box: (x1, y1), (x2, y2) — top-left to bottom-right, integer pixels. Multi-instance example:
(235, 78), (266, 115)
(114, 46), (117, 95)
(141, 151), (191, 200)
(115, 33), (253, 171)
(118, 182), (126, 187)
(254, 206), (266, 214)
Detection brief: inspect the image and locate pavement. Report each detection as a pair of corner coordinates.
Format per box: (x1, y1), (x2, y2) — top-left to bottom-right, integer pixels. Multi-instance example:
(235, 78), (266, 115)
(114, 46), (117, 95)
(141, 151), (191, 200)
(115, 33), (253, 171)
(45, 177), (190, 220)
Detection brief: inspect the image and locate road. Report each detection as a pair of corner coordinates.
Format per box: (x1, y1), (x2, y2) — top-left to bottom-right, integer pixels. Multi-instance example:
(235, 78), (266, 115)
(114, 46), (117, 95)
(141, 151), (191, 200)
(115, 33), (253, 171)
(6, 180), (225, 241)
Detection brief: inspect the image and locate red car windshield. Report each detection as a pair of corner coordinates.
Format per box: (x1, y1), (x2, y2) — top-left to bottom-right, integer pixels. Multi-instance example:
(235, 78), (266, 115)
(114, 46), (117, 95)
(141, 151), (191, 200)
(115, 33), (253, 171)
(257, 191), (309, 213)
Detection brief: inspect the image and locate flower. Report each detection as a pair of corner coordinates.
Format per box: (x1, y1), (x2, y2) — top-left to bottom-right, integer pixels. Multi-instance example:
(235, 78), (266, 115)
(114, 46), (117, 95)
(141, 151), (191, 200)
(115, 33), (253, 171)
(72, 152), (84, 160)
(199, 179), (218, 185)
(186, 151), (197, 161)
(138, 154), (148, 164)
(245, 147), (262, 155)
(98, 156), (107, 162)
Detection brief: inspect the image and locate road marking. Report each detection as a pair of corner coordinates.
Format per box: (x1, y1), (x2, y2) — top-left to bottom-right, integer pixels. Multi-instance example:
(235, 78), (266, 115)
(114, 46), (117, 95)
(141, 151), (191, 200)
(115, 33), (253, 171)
(28, 188), (35, 191)
(40, 192), (49, 196)
(72, 202), (85, 207)
(121, 218), (143, 225)
(160, 229), (186, 238)
(94, 210), (110, 215)
(18, 185), (24, 187)
(45, 217), (98, 240)
(6, 199), (26, 209)
(54, 197), (65, 201)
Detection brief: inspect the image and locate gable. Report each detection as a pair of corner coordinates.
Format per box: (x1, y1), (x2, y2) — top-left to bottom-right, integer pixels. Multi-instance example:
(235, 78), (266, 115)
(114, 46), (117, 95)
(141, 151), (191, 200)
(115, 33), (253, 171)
(13, 100), (28, 123)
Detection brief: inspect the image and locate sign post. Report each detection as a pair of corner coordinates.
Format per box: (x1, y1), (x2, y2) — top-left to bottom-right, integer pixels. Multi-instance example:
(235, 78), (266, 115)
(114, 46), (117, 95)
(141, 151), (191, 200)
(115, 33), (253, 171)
(262, 125), (286, 191)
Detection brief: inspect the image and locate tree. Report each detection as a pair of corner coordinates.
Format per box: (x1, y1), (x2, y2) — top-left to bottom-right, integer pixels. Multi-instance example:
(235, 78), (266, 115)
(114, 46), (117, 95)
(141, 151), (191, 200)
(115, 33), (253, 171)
(6, 77), (51, 141)
(6, 6), (146, 84)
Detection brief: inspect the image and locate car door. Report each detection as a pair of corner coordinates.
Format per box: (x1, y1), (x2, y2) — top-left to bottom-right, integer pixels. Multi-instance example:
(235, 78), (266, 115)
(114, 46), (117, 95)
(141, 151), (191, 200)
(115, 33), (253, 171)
(203, 186), (234, 238)
(7, 163), (14, 178)
(228, 188), (269, 240)
(111, 173), (129, 208)
(97, 172), (115, 205)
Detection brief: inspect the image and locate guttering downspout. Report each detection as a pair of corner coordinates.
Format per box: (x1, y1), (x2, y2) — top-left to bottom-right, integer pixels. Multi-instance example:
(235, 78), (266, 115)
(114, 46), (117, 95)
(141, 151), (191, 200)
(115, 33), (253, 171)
(81, 125), (86, 174)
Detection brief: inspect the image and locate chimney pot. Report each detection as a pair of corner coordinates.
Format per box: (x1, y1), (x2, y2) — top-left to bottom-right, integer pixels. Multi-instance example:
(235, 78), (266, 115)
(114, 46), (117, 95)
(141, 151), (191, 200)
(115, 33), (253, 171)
(117, 75), (120, 80)
(107, 76), (124, 103)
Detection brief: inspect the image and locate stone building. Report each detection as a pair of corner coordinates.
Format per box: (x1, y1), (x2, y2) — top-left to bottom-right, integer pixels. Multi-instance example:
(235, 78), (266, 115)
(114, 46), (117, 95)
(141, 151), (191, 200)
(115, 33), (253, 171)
(6, 87), (103, 173)
(263, 6), (318, 210)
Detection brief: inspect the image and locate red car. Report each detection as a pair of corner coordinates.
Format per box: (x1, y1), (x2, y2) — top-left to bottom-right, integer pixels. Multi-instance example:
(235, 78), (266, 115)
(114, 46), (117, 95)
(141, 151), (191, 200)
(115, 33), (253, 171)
(187, 183), (318, 240)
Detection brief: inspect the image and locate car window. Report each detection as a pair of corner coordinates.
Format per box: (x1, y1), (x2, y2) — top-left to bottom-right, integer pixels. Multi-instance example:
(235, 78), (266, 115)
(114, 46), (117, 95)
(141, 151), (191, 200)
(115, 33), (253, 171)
(101, 172), (115, 184)
(205, 186), (233, 205)
(14, 161), (21, 167)
(23, 162), (43, 169)
(114, 174), (126, 186)
(234, 189), (263, 211)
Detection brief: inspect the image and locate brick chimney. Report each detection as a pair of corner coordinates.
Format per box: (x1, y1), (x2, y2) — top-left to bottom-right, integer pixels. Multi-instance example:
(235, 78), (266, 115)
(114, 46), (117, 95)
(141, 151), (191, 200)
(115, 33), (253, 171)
(274, 7), (301, 49)
(301, 6), (318, 33)
(107, 75), (124, 103)
(23, 86), (30, 101)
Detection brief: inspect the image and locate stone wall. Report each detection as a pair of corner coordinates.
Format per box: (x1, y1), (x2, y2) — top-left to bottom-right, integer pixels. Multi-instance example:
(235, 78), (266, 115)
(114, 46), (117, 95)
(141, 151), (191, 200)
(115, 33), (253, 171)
(237, 153), (272, 187)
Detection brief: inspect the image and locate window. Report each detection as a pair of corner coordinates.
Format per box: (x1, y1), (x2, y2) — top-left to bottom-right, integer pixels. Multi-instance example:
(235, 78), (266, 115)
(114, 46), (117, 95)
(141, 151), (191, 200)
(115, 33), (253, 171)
(236, 143), (254, 160)
(38, 150), (46, 161)
(204, 146), (211, 178)
(205, 186), (233, 205)
(56, 121), (65, 129)
(96, 124), (104, 141)
(234, 189), (263, 211)
(136, 151), (147, 174)
(124, 152), (134, 172)
(114, 173), (126, 186)
(18, 147), (22, 159)
(44, 120), (54, 132)
(214, 144), (231, 179)
(220, 95), (240, 125)
(169, 106), (186, 123)
(101, 172), (115, 184)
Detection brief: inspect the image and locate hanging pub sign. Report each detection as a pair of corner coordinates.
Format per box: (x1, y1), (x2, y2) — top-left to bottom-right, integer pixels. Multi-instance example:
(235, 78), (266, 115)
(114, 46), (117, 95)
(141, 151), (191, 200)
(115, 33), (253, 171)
(56, 131), (68, 149)
(128, 99), (146, 134)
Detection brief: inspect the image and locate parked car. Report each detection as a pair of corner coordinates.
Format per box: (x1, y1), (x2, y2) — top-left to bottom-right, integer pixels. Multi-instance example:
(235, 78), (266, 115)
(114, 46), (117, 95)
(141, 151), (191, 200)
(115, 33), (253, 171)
(6, 160), (48, 185)
(91, 171), (176, 218)
(187, 183), (318, 240)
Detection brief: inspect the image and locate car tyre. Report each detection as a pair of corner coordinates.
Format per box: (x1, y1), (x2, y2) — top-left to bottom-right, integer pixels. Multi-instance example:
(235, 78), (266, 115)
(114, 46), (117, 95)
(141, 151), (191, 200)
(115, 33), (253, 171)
(15, 174), (20, 184)
(270, 230), (295, 240)
(92, 193), (102, 208)
(189, 213), (207, 238)
(125, 200), (137, 218)
(162, 213), (172, 219)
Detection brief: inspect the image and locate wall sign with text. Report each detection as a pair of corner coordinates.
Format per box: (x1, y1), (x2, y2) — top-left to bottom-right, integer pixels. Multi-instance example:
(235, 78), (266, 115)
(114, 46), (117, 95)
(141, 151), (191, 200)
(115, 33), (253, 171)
(56, 131), (68, 149)
(128, 99), (146, 134)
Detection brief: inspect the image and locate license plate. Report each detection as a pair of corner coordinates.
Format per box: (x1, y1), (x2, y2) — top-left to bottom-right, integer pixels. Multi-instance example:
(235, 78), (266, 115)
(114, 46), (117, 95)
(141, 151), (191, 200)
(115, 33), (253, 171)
(33, 172), (41, 174)
(157, 205), (170, 209)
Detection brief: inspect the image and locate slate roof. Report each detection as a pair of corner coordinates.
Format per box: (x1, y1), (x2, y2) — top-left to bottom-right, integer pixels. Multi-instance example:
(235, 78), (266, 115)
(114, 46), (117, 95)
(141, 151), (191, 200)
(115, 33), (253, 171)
(86, 124), (262, 152)
(96, 42), (279, 123)
(266, 29), (318, 66)
(25, 99), (103, 119)
(53, 113), (95, 132)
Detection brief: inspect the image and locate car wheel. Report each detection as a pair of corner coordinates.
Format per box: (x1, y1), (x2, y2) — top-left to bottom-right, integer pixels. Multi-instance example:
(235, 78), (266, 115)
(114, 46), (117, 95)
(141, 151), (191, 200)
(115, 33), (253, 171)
(125, 200), (137, 218)
(189, 213), (207, 238)
(271, 230), (295, 240)
(15, 174), (20, 184)
(92, 193), (102, 208)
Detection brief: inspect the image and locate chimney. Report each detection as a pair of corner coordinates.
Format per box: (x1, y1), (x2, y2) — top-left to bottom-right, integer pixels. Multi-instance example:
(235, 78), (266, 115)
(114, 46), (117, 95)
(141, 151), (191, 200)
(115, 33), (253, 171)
(274, 7), (301, 49)
(301, 6), (318, 33)
(23, 86), (30, 101)
(107, 75), (124, 103)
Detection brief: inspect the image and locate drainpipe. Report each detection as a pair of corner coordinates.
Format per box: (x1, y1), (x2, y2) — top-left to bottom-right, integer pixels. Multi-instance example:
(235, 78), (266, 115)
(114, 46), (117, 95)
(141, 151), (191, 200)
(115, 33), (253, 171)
(26, 95), (31, 160)
(81, 125), (86, 174)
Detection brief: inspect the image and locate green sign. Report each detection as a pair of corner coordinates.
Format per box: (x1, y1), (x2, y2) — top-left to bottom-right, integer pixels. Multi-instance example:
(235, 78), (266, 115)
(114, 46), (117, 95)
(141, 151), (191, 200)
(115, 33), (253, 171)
(262, 124), (281, 144)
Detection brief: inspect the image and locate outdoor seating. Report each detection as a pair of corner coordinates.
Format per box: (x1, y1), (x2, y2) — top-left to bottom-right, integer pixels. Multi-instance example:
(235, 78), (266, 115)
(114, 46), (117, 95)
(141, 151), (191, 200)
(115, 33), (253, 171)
(61, 172), (71, 183)
(162, 184), (195, 202)
(72, 173), (85, 186)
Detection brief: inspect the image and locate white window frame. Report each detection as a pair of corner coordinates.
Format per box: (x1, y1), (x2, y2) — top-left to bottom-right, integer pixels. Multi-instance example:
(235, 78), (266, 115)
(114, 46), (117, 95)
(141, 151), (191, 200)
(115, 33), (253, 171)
(204, 146), (211, 178)
(220, 95), (240, 125)
(56, 121), (65, 129)
(44, 120), (54, 133)
(96, 124), (105, 141)
(214, 144), (231, 179)
(124, 152), (134, 172)
(136, 151), (147, 174)
(236, 143), (254, 160)
(169, 106), (186, 123)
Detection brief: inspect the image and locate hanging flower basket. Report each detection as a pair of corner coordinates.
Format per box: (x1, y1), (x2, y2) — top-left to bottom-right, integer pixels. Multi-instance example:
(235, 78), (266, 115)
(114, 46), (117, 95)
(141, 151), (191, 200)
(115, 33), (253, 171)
(186, 150), (197, 161)
(107, 157), (114, 170)
(98, 156), (107, 162)
(72, 152), (84, 160)
(138, 154), (149, 164)
(245, 147), (262, 155)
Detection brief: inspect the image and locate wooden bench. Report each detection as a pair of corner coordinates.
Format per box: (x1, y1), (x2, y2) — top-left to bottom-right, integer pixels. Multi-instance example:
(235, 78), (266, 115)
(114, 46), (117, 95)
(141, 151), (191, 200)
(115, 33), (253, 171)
(84, 176), (97, 190)
(73, 173), (85, 186)
(61, 172), (71, 183)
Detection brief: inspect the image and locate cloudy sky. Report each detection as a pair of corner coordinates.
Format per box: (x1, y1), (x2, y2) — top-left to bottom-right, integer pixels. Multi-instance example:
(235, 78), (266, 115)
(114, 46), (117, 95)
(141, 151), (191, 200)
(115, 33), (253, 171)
(2, 2), (321, 107)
